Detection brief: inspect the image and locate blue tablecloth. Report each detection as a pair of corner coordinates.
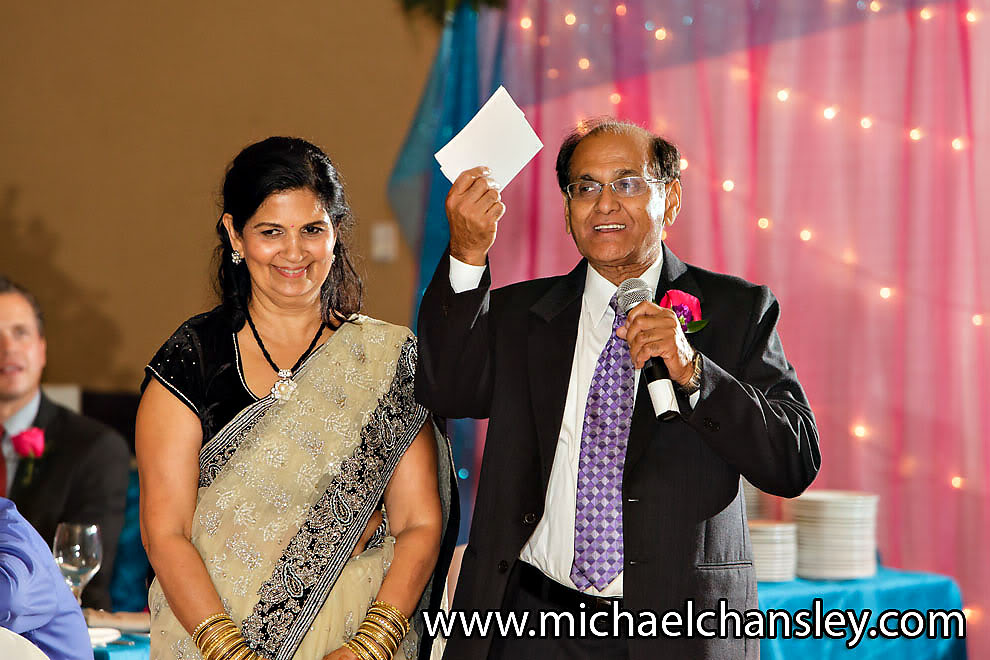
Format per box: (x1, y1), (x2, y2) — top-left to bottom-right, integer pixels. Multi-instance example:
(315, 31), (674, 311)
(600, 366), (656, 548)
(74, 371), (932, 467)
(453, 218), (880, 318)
(95, 634), (150, 660)
(759, 567), (967, 659)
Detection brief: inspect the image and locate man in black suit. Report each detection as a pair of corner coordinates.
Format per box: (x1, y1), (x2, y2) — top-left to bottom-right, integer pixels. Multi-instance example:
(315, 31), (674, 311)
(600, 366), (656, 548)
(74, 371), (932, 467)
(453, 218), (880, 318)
(0, 276), (129, 610)
(416, 119), (820, 659)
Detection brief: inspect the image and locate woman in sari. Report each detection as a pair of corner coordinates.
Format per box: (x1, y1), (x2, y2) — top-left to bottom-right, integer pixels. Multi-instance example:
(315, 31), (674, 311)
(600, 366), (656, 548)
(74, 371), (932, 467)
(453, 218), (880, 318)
(136, 137), (456, 660)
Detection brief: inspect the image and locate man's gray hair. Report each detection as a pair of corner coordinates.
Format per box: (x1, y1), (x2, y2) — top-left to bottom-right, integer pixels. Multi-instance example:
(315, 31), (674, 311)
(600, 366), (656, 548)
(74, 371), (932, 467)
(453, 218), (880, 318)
(555, 117), (681, 191)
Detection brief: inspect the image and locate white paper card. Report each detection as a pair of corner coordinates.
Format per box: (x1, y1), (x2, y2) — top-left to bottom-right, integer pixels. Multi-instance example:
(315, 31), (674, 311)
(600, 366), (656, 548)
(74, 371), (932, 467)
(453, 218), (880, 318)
(434, 86), (543, 191)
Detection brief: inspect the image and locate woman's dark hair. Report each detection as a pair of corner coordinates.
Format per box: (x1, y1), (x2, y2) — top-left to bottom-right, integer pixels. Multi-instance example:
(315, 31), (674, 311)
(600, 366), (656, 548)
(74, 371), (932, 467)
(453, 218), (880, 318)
(214, 136), (362, 327)
(555, 117), (681, 191)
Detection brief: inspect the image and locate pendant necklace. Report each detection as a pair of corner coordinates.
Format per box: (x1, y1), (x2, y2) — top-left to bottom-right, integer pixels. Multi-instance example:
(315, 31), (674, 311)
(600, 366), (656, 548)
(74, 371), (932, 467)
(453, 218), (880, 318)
(244, 310), (326, 401)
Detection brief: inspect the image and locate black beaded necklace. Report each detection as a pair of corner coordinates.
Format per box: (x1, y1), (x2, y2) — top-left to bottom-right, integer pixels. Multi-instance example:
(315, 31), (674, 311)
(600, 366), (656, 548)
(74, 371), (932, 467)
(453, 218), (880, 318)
(244, 309), (326, 400)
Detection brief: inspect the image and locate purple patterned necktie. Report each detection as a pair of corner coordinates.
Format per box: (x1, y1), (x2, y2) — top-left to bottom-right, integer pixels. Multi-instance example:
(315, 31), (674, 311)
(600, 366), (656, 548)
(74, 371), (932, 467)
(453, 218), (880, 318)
(570, 294), (635, 591)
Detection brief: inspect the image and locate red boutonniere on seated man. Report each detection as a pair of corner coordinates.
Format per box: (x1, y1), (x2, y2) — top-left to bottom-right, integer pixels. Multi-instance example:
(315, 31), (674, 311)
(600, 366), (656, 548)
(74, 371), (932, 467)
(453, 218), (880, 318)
(11, 426), (45, 487)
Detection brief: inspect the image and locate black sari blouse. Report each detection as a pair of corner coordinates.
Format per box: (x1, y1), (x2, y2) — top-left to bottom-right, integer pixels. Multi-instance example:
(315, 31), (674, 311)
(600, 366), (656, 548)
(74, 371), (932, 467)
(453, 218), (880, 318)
(142, 306), (256, 443)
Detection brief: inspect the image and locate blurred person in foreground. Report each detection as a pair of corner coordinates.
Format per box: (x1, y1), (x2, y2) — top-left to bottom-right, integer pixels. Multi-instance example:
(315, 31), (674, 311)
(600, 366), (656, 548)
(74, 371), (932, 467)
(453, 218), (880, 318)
(0, 497), (92, 660)
(0, 276), (129, 611)
(137, 137), (456, 660)
(416, 118), (820, 659)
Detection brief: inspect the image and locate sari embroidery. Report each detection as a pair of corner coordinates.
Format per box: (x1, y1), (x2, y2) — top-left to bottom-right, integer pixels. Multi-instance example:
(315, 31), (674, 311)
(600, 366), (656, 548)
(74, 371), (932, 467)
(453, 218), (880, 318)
(198, 336), (332, 488)
(150, 318), (434, 660)
(244, 336), (426, 657)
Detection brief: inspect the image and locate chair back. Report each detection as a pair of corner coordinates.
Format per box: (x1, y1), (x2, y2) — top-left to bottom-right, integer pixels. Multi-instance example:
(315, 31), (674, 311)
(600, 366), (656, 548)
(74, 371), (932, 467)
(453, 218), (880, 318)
(0, 627), (50, 660)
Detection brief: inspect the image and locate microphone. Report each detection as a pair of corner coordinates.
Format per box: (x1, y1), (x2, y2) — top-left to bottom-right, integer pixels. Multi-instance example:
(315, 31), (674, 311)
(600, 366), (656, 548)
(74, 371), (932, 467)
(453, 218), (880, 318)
(616, 278), (680, 421)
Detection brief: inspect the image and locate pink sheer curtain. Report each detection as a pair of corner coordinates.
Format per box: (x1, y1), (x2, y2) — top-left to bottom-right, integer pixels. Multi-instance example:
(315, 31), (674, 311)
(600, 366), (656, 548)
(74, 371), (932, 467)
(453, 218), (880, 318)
(477, 0), (989, 653)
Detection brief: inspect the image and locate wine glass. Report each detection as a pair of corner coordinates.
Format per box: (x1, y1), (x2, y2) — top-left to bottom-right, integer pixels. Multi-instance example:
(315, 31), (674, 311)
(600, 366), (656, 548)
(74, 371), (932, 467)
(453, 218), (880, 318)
(52, 523), (102, 605)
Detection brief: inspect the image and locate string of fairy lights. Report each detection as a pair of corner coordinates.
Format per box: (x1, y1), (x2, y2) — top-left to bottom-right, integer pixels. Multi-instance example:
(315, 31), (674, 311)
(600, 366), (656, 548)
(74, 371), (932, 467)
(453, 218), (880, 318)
(517, 3), (985, 318)
(513, 1), (986, 625)
(516, 2), (985, 323)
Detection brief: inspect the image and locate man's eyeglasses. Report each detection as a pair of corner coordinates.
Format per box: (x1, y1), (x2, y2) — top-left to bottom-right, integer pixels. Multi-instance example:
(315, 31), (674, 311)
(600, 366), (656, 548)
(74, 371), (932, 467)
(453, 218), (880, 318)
(565, 176), (665, 201)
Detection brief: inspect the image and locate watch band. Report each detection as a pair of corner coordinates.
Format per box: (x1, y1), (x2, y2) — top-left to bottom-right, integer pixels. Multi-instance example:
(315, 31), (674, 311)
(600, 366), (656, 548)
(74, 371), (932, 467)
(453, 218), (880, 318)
(679, 350), (702, 395)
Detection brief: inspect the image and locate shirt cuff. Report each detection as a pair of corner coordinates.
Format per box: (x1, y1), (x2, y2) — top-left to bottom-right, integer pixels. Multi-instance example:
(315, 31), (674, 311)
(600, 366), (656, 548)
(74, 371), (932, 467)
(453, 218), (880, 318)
(448, 256), (487, 293)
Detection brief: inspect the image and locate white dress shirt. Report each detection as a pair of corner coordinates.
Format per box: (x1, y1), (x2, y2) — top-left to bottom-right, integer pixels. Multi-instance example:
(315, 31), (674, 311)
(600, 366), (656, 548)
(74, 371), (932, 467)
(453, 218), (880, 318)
(1, 391), (41, 496)
(449, 253), (699, 596)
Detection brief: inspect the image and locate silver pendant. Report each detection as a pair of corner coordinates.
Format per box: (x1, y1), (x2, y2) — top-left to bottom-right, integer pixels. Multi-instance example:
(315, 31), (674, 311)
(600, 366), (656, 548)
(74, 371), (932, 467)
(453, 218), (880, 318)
(271, 371), (298, 401)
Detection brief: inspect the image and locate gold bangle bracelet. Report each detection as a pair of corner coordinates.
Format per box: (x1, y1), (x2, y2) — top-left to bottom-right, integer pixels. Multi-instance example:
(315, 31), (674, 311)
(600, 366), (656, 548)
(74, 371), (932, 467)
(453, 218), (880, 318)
(357, 620), (392, 645)
(192, 613), (230, 644)
(203, 632), (241, 660)
(197, 621), (236, 647)
(370, 602), (410, 635)
(240, 646), (261, 660)
(367, 608), (406, 636)
(351, 633), (389, 660)
(372, 600), (408, 623)
(364, 611), (404, 638)
(200, 627), (237, 655)
(364, 638), (393, 660)
(207, 641), (238, 660)
(223, 646), (250, 660)
(218, 641), (249, 660)
(197, 619), (236, 649)
(200, 628), (239, 660)
(348, 635), (382, 660)
(204, 639), (237, 660)
(370, 613), (408, 641)
(344, 638), (374, 660)
(343, 639), (367, 660)
(358, 628), (398, 658)
(217, 637), (247, 660)
(359, 620), (399, 650)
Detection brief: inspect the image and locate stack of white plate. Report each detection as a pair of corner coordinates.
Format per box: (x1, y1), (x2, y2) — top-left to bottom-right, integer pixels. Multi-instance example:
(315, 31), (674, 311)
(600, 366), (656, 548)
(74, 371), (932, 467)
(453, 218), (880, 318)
(741, 478), (765, 521)
(748, 521), (797, 582)
(785, 490), (878, 580)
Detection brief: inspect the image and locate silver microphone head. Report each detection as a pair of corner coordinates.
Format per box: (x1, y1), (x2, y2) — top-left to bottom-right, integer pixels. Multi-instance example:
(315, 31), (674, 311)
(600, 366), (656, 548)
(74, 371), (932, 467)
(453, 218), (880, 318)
(616, 278), (652, 314)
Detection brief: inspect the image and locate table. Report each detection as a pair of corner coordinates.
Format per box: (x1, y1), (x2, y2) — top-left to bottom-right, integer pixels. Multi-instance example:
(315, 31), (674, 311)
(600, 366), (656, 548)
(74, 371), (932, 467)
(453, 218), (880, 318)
(95, 634), (150, 660)
(759, 567), (967, 659)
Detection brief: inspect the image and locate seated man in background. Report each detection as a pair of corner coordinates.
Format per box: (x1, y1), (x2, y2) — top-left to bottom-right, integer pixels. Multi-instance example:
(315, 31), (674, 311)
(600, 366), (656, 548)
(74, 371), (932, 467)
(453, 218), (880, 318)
(0, 276), (129, 610)
(0, 497), (92, 660)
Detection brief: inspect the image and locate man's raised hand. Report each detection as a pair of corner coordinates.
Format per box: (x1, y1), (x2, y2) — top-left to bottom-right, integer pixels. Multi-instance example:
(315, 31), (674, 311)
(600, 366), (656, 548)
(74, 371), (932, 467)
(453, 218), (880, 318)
(445, 166), (505, 266)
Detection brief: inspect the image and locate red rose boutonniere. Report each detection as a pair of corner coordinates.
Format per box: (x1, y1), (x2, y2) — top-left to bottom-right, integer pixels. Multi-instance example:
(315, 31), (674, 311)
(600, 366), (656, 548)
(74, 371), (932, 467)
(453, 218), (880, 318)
(11, 427), (45, 487)
(659, 290), (708, 333)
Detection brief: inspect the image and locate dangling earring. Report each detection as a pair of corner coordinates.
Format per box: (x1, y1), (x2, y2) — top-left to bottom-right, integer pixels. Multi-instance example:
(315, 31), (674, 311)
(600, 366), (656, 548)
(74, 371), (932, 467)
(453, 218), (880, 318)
(231, 250), (243, 265)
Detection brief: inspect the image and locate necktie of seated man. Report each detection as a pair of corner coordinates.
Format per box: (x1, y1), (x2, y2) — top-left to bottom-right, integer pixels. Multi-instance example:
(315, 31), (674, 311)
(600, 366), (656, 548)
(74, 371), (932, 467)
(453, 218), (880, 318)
(570, 294), (635, 591)
(0, 426), (6, 497)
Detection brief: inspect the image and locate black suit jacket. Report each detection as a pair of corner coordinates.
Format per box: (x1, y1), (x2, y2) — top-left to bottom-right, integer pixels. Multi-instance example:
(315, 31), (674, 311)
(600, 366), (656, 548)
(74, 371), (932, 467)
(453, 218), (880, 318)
(8, 394), (130, 610)
(416, 245), (820, 660)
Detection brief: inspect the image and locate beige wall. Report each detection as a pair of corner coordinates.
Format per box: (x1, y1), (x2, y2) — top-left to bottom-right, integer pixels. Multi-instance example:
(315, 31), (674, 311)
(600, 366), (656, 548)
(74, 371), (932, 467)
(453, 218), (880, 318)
(1, 2), (440, 390)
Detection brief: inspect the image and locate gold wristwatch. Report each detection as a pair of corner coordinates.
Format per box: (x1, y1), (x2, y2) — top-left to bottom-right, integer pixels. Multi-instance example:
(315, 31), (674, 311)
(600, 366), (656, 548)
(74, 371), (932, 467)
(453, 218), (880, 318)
(679, 350), (702, 395)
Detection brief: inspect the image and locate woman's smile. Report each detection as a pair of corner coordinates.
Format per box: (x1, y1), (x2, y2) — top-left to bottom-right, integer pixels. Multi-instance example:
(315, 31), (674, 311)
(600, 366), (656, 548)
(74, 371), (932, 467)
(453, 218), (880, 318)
(273, 264), (308, 279)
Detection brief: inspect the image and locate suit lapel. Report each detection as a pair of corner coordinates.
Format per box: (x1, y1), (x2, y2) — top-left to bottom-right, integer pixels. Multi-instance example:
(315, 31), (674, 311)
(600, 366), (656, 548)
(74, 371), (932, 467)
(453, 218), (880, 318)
(32, 394), (59, 428)
(625, 245), (710, 470)
(659, 244), (712, 356)
(528, 261), (586, 489)
(658, 244), (704, 307)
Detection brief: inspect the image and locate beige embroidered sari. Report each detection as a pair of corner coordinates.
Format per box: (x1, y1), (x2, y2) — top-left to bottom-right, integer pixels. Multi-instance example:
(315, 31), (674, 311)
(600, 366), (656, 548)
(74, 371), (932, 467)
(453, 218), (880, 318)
(149, 317), (452, 660)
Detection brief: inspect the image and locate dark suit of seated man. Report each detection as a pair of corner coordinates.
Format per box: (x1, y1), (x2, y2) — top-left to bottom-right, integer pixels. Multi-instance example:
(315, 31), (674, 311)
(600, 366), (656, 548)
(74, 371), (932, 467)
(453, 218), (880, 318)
(415, 118), (820, 660)
(0, 276), (129, 610)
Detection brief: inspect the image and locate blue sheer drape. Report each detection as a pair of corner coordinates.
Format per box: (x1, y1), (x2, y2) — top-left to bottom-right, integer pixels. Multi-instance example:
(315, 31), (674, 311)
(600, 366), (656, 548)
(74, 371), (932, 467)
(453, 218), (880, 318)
(387, 5), (497, 544)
